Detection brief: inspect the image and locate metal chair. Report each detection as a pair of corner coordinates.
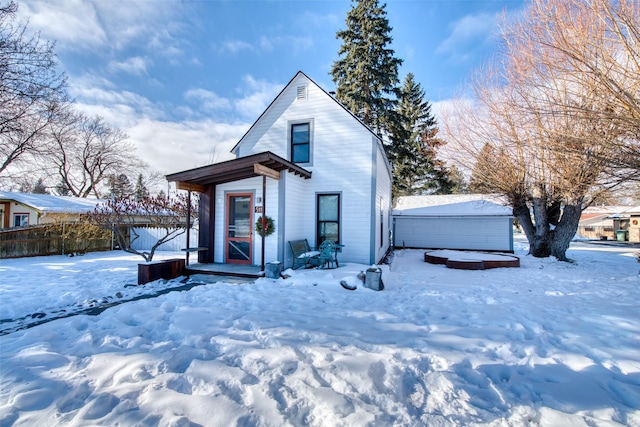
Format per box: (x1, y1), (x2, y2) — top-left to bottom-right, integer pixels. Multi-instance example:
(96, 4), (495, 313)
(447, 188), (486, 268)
(317, 240), (339, 269)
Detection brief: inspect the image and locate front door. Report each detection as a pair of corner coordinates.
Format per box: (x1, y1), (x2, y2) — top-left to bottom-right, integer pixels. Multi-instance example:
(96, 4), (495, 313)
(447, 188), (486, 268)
(226, 193), (253, 264)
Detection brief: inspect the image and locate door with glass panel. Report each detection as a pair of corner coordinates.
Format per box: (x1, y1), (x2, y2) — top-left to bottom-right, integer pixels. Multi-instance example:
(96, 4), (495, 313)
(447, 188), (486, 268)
(225, 194), (253, 264)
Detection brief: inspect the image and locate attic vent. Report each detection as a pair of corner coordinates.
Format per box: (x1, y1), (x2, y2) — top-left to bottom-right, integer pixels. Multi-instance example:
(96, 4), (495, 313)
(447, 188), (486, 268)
(296, 85), (308, 100)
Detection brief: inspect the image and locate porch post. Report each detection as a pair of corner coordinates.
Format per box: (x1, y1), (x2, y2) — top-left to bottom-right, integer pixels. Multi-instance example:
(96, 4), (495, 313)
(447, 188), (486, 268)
(261, 174), (266, 272)
(185, 190), (191, 265)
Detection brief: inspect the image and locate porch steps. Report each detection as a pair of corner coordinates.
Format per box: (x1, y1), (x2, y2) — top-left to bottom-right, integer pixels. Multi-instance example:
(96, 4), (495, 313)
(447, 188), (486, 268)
(185, 263), (264, 279)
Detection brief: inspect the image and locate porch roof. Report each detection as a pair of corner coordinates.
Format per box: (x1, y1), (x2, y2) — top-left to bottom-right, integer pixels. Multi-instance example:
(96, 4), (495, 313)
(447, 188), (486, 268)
(166, 151), (312, 188)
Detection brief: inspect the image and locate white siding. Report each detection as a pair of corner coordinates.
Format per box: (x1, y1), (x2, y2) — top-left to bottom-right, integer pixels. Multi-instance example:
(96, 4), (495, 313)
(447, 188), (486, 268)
(374, 142), (392, 263)
(233, 73), (382, 265)
(7, 203), (39, 227)
(281, 173), (309, 268)
(393, 216), (513, 251)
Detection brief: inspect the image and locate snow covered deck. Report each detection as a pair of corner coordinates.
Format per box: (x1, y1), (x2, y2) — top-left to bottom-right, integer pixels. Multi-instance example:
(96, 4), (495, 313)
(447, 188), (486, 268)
(424, 250), (520, 270)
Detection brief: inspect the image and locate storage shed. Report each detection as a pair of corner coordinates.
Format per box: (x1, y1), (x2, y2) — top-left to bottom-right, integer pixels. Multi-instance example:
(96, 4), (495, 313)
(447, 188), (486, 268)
(392, 195), (514, 252)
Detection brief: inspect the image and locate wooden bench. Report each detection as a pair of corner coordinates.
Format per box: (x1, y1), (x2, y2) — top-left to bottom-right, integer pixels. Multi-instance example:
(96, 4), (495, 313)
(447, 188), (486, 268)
(289, 239), (320, 269)
(181, 247), (207, 265)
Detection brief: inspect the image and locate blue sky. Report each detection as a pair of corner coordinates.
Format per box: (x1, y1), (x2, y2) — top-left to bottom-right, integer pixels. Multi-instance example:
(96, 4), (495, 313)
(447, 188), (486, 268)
(17, 0), (524, 175)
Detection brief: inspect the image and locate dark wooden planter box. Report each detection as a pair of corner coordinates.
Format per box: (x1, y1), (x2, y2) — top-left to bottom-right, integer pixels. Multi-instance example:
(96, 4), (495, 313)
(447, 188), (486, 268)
(138, 258), (185, 285)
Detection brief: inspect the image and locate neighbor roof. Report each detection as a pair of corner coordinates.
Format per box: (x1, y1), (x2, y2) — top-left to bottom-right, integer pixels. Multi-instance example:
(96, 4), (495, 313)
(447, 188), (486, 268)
(0, 192), (104, 214)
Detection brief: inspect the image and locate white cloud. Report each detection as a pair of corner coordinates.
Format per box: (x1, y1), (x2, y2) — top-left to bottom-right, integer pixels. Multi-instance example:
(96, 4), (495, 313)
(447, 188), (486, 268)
(125, 118), (243, 174)
(17, 0), (107, 50)
(437, 13), (496, 62)
(73, 96), (246, 174)
(218, 39), (254, 54)
(234, 75), (284, 120)
(68, 75), (252, 174)
(18, 0), (178, 52)
(299, 10), (341, 29)
(259, 35), (313, 54)
(66, 73), (289, 174)
(108, 56), (151, 76)
(184, 89), (232, 112)
(69, 78), (168, 132)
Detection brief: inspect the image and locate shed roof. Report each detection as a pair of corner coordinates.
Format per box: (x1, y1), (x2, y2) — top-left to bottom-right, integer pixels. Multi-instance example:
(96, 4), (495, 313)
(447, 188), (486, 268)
(392, 195), (512, 217)
(166, 151), (311, 187)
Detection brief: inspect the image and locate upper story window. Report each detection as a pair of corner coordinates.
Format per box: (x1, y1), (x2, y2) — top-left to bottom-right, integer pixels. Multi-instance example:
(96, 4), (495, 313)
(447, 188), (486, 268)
(291, 122), (310, 163)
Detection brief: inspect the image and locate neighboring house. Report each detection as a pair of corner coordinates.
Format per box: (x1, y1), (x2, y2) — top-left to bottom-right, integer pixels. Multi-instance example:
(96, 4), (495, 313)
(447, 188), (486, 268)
(0, 191), (103, 229)
(167, 71), (392, 269)
(577, 206), (621, 240)
(392, 194), (514, 252)
(609, 206), (640, 242)
(577, 205), (640, 242)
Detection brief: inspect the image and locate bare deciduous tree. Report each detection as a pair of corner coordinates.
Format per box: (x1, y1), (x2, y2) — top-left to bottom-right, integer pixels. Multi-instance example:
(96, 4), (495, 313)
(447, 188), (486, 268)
(0, 2), (68, 176)
(46, 111), (146, 198)
(442, 0), (638, 261)
(504, 0), (640, 178)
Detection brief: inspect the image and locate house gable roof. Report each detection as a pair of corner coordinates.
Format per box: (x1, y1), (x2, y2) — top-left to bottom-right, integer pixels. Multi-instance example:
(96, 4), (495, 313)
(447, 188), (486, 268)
(231, 71), (383, 155)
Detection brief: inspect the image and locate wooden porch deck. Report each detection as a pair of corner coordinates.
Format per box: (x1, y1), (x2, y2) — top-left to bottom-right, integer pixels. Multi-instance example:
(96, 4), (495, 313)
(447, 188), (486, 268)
(185, 263), (264, 279)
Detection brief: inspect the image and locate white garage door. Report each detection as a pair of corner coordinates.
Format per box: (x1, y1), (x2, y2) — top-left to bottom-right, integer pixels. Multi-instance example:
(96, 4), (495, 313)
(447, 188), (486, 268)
(393, 216), (512, 251)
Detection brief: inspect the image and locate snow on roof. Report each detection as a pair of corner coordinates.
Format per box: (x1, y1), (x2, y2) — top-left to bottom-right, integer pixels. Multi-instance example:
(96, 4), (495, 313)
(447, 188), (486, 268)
(392, 194), (512, 217)
(0, 191), (105, 214)
(621, 206), (640, 214)
(604, 205), (640, 218)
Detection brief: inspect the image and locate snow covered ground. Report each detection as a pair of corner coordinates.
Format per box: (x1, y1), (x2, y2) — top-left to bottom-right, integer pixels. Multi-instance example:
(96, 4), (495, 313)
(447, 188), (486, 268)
(1, 239), (639, 426)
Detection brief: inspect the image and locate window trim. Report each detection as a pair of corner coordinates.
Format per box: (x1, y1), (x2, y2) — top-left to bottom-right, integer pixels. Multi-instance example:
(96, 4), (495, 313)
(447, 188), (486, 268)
(288, 119), (313, 165)
(316, 192), (341, 246)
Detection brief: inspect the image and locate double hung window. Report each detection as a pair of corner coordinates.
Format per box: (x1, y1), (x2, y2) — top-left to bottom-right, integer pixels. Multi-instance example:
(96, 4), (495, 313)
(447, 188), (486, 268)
(291, 123), (310, 163)
(317, 194), (340, 245)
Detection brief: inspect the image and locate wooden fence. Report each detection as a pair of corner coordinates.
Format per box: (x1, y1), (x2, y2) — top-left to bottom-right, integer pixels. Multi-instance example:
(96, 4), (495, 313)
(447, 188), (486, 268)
(0, 223), (114, 259)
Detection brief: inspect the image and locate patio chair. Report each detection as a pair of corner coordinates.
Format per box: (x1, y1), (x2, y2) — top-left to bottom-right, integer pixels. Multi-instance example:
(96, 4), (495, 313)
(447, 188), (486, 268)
(317, 240), (339, 269)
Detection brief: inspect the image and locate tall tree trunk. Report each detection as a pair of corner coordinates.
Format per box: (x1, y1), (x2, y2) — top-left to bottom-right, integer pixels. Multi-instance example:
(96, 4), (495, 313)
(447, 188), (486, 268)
(549, 204), (582, 261)
(513, 196), (582, 261)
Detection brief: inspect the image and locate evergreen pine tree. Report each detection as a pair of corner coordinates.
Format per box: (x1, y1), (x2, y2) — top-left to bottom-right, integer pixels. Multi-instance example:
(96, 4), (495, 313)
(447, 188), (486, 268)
(135, 174), (150, 201)
(469, 143), (497, 194)
(32, 178), (48, 194)
(330, 0), (402, 137)
(55, 179), (71, 196)
(439, 165), (468, 194)
(390, 73), (453, 197)
(108, 174), (133, 200)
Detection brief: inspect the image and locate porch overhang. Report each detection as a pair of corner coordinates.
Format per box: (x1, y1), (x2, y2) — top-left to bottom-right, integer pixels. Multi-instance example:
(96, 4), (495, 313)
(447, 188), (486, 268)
(166, 151), (311, 188)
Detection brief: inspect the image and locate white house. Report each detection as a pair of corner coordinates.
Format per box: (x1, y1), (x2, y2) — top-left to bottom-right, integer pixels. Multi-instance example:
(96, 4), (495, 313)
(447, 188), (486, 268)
(392, 194), (514, 252)
(166, 71), (393, 269)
